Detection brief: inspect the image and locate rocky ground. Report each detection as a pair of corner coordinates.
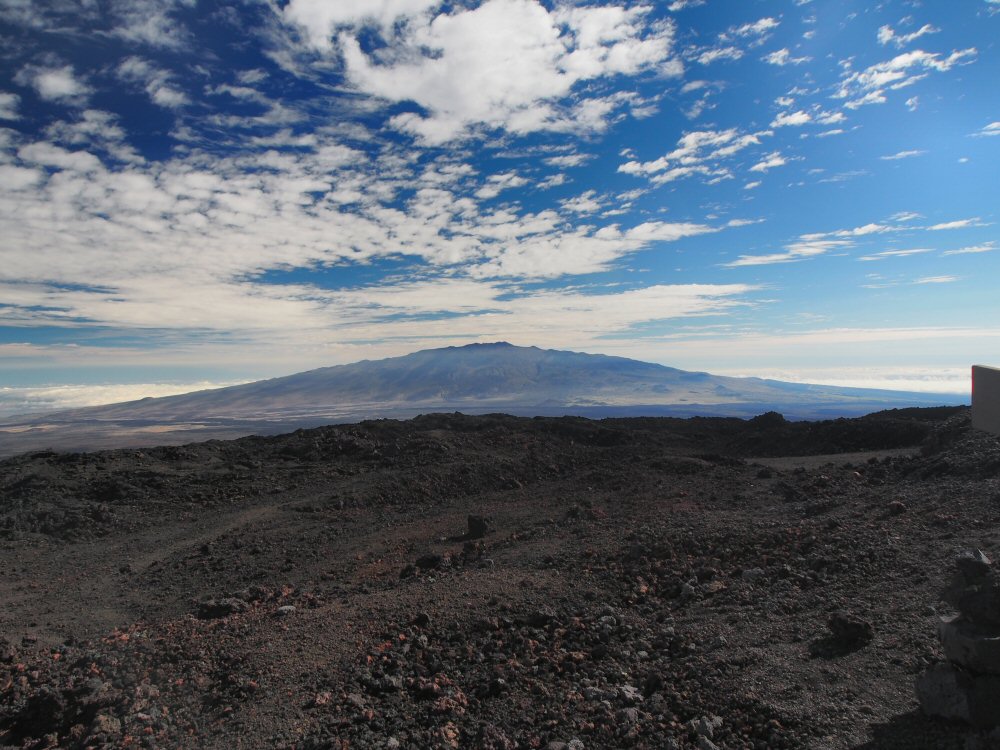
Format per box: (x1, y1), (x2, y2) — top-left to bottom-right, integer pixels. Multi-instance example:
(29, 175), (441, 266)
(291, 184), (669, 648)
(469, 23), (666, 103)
(0, 406), (998, 749)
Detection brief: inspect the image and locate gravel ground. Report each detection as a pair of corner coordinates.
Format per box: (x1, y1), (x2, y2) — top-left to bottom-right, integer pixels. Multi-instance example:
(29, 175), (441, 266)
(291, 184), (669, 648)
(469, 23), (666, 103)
(1, 406), (998, 749)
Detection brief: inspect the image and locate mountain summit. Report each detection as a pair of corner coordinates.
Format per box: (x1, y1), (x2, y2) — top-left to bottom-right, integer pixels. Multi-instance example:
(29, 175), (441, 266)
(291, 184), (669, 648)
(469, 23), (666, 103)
(0, 343), (965, 455)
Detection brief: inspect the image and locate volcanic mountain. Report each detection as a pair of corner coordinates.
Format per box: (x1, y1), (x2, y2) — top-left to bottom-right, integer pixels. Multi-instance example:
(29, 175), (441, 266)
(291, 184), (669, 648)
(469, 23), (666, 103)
(0, 342), (965, 455)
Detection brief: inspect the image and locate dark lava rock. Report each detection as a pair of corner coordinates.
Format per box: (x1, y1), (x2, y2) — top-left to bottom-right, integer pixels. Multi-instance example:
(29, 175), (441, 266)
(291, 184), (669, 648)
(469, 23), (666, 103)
(411, 611), (431, 628)
(828, 611), (875, 645)
(197, 597), (250, 619)
(945, 551), (1000, 628)
(415, 553), (443, 570)
(467, 514), (490, 539)
(917, 663), (1000, 729)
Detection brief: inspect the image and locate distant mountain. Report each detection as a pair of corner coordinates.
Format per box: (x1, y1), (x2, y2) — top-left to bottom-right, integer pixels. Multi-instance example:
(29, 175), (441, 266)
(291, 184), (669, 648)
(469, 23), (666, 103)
(0, 342), (967, 455)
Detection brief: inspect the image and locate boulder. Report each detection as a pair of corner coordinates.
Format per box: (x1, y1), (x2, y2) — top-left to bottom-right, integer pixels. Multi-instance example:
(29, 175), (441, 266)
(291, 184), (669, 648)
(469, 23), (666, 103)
(943, 551), (1000, 628)
(828, 611), (874, 646)
(467, 514), (490, 539)
(939, 615), (1000, 675)
(917, 663), (1000, 729)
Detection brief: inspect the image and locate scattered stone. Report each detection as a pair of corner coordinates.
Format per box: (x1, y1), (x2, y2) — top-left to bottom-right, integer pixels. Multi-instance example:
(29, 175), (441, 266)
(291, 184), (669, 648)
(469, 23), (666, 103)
(89, 713), (121, 737)
(690, 714), (723, 738)
(196, 597), (249, 619)
(525, 607), (557, 627)
(467, 514), (490, 539)
(888, 500), (907, 515)
(741, 568), (766, 583)
(415, 554), (443, 570)
(411, 611), (431, 628)
(828, 611), (874, 646)
(276, 605), (296, 617)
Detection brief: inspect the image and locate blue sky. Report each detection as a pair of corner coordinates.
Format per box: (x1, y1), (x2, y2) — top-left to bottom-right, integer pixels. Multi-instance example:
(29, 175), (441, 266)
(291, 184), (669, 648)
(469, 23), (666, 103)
(1, 0), (998, 414)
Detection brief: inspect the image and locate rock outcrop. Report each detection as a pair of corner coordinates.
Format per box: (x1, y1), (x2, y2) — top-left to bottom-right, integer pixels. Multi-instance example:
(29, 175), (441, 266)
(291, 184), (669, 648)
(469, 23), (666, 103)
(917, 550), (1000, 728)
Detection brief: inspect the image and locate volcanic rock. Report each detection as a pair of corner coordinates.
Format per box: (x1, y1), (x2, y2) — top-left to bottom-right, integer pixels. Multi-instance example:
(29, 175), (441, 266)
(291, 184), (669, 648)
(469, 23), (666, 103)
(467, 514), (490, 539)
(828, 611), (874, 646)
(196, 597), (250, 619)
(916, 663), (1000, 729)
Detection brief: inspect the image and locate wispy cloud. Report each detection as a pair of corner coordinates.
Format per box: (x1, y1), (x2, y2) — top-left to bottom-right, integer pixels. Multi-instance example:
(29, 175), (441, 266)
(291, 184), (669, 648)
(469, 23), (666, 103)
(858, 248), (932, 261)
(877, 23), (939, 48)
(763, 48), (811, 66)
(723, 238), (850, 267)
(695, 46), (743, 65)
(914, 275), (957, 284)
(0, 92), (20, 120)
(942, 242), (996, 255)
(927, 218), (985, 230)
(117, 57), (189, 109)
(973, 121), (1000, 137)
(619, 128), (769, 184)
(836, 48), (977, 109)
(880, 149), (926, 160)
(749, 151), (787, 173)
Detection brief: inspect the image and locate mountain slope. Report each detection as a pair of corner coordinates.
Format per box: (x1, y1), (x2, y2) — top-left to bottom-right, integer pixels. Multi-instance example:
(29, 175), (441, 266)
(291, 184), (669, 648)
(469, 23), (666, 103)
(0, 342), (966, 455)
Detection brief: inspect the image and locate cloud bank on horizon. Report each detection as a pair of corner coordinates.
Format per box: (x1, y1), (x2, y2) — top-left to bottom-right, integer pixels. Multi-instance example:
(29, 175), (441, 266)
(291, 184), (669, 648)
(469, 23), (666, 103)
(0, 0), (997, 402)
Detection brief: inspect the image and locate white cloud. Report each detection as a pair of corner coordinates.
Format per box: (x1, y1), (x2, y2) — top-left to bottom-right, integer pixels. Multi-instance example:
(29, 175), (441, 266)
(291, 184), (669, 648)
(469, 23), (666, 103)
(763, 48), (811, 66)
(749, 151), (786, 173)
(619, 127), (768, 185)
(16, 65), (92, 102)
(943, 242), (995, 256)
(560, 190), (603, 214)
(0, 164), (44, 190)
(696, 46), (743, 65)
(286, 0), (680, 143)
(474, 170), (528, 200)
(906, 96), (919, 111)
(880, 149), (926, 160)
(914, 275), (957, 284)
(858, 248), (932, 261)
(771, 110), (811, 127)
(117, 57), (189, 109)
(830, 223), (896, 237)
(927, 218), (983, 231)
(723, 238), (850, 267)
(877, 23), (939, 48)
(973, 121), (1000, 137)
(0, 381), (244, 418)
(727, 18), (779, 40)
(545, 153), (590, 168)
(110, 0), (195, 50)
(837, 48), (978, 109)
(667, 0), (705, 10)
(744, 181), (761, 190)
(0, 93), (20, 120)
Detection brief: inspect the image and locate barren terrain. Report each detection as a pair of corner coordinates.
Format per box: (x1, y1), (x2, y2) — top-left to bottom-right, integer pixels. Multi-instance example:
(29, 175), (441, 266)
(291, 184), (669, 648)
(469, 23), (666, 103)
(1, 407), (998, 749)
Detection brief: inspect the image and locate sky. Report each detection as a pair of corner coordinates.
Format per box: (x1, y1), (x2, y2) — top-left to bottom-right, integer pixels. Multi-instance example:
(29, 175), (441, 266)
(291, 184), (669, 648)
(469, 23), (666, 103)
(1, 0), (998, 416)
